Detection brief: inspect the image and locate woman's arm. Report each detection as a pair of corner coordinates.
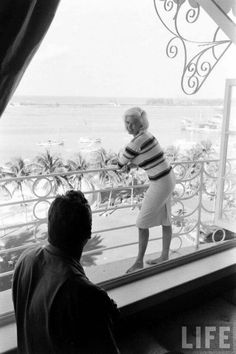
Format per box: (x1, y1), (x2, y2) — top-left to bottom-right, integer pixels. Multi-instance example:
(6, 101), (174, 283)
(118, 145), (139, 168)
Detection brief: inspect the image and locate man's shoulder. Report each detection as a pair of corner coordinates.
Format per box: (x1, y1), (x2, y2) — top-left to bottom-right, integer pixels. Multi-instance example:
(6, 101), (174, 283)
(16, 245), (44, 267)
(65, 276), (116, 307)
(66, 276), (107, 298)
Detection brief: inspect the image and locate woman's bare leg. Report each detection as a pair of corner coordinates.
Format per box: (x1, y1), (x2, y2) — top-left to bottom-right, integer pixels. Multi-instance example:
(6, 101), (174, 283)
(126, 228), (149, 273)
(146, 225), (172, 265)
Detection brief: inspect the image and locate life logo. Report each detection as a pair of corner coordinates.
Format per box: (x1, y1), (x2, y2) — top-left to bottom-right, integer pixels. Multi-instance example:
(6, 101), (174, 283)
(181, 325), (234, 351)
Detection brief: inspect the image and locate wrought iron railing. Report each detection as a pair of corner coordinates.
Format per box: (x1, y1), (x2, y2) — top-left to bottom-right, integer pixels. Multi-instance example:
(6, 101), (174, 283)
(0, 159), (235, 291)
(153, 0), (232, 95)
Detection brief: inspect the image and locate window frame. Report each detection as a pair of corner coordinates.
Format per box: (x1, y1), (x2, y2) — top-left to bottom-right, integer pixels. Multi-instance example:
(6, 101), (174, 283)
(1, 1), (236, 334)
(196, 0), (236, 45)
(215, 78), (236, 231)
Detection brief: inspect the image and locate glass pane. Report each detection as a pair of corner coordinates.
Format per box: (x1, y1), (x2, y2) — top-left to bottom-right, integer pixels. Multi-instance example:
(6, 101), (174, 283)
(1, 1), (236, 322)
(215, 80), (236, 232)
(227, 134), (236, 158)
(229, 86), (236, 131)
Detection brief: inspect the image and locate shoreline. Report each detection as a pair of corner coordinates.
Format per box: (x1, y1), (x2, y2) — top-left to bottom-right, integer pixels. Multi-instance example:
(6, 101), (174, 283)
(0, 103), (222, 163)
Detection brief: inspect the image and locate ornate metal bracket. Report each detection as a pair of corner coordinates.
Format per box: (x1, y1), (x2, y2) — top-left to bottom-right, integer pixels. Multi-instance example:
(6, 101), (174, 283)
(154, 0), (232, 95)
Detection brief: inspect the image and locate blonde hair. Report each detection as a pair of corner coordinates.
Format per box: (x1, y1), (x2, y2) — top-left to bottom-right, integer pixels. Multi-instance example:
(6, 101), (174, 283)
(123, 107), (149, 130)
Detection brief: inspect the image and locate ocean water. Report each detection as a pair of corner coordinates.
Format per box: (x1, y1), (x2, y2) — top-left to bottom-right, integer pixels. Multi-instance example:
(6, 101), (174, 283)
(0, 97), (222, 164)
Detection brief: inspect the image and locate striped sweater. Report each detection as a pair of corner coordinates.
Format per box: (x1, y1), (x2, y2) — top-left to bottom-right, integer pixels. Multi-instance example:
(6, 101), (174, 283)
(118, 131), (171, 181)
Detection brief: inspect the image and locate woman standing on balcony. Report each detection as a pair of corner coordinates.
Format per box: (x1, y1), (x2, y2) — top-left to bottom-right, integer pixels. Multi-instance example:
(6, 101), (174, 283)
(118, 107), (176, 273)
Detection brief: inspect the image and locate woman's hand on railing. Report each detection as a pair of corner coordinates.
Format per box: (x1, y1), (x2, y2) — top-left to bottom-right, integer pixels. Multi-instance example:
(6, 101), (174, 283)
(108, 157), (119, 165)
(118, 163), (136, 173)
(106, 161), (129, 173)
(106, 158), (119, 170)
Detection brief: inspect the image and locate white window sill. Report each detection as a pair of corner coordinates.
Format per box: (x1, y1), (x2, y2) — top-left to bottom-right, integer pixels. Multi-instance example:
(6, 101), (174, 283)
(109, 247), (236, 309)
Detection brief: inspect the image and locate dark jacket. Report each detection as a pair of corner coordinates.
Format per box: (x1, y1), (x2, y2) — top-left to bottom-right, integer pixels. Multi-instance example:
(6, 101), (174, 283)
(12, 244), (120, 354)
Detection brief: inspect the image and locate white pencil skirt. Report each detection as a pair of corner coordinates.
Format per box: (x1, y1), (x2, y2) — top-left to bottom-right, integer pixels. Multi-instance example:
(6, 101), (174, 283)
(136, 168), (176, 228)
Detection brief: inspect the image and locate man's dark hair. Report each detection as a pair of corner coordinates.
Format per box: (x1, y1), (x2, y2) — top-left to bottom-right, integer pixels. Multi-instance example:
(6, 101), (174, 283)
(48, 190), (92, 255)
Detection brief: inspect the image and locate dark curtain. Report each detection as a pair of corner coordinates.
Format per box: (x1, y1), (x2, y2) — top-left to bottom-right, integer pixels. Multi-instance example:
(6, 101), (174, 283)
(0, 0), (61, 117)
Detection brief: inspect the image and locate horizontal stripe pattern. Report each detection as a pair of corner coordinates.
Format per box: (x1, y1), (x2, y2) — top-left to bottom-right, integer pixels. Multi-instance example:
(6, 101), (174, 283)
(149, 167), (172, 181)
(139, 140), (158, 155)
(140, 136), (155, 150)
(139, 151), (164, 168)
(145, 158), (165, 171)
(118, 131), (171, 180)
(125, 146), (139, 157)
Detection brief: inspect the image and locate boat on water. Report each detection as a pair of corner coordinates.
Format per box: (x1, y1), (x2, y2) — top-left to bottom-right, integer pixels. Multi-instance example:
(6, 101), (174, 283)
(108, 99), (120, 107)
(36, 139), (64, 147)
(78, 137), (102, 149)
(181, 115), (222, 132)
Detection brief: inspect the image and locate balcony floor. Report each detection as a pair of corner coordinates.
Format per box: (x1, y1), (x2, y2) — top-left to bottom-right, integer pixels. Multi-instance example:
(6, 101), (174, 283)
(86, 242), (214, 283)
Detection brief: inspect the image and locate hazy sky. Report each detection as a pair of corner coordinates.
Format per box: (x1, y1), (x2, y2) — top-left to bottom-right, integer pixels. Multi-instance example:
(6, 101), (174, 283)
(15, 0), (236, 99)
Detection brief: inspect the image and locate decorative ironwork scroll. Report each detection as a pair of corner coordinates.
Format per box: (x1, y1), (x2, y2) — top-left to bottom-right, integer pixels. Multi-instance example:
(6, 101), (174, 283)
(153, 0), (232, 94)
